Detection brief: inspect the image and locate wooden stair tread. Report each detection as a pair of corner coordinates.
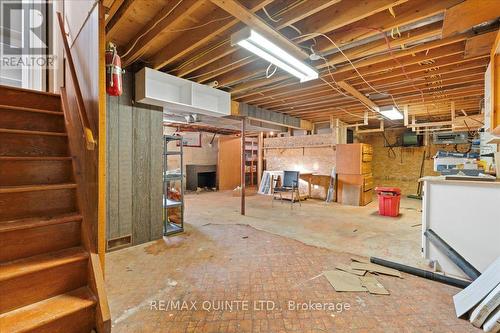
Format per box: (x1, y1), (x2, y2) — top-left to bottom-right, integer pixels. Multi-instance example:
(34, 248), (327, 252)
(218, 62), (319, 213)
(0, 183), (77, 194)
(0, 104), (63, 116)
(0, 212), (82, 232)
(0, 156), (72, 161)
(0, 287), (96, 333)
(0, 247), (88, 282)
(0, 128), (67, 137)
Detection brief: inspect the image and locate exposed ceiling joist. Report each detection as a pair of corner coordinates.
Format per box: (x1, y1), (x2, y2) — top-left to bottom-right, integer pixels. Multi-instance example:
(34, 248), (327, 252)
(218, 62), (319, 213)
(442, 0), (500, 37)
(209, 0), (308, 60)
(150, 0), (274, 71)
(105, 0), (125, 25)
(121, 0), (205, 66)
(106, 0), (137, 38)
(337, 81), (379, 111)
(464, 30), (498, 58)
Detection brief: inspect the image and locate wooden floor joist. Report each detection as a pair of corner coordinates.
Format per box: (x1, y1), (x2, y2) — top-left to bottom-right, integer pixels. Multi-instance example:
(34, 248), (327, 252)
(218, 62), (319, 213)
(102, 0), (498, 123)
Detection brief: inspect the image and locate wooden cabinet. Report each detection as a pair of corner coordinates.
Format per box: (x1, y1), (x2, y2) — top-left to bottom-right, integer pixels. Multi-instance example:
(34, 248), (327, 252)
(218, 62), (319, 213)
(336, 143), (373, 174)
(337, 174), (374, 205)
(336, 143), (373, 206)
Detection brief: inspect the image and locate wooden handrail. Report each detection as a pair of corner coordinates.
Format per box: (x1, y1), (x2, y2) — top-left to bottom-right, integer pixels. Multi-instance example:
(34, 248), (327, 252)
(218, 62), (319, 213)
(56, 12), (96, 150)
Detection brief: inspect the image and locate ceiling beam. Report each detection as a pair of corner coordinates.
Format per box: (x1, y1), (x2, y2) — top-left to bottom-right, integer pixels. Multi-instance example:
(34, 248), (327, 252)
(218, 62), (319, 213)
(209, 0), (308, 60)
(464, 30), (498, 58)
(337, 81), (379, 111)
(235, 42), (467, 100)
(106, 0), (137, 39)
(314, 0), (463, 52)
(215, 20), (443, 87)
(272, 0), (342, 30)
(121, 0), (205, 67)
(229, 29), (477, 96)
(442, 0), (500, 37)
(171, 0), (406, 79)
(259, 70), (485, 110)
(292, 0), (408, 43)
(148, 0), (273, 71)
(105, 0), (125, 25)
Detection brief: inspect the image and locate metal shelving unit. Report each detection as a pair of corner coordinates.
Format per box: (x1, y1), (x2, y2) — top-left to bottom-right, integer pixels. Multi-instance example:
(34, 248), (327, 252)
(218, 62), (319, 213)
(163, 135), (184, 236)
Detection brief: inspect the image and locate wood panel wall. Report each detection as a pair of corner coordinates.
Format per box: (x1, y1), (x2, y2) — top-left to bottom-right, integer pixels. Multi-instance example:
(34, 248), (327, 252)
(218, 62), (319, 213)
(106, 71), (163, 248)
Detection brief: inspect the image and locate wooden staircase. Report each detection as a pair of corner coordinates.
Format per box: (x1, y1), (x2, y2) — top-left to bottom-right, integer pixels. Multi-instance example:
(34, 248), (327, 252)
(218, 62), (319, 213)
(0, 86), (110, 332)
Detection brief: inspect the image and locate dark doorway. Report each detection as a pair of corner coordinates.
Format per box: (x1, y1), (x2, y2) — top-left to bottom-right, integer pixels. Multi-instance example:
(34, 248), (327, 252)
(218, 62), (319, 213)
(197, 172), (216, 189)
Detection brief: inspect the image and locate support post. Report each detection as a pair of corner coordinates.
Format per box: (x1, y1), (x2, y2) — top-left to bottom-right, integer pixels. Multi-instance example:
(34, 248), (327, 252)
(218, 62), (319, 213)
(404, 105), (409, 126)
(241, 118), (246, 215)
(257, 131), (263, 188)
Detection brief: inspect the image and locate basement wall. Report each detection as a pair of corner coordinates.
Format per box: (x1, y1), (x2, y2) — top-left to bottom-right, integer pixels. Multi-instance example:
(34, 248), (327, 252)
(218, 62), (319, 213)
(106, 71), (163, 249)
(163, 127), (219, 181)
(264, 134), (336, 199)
(356, 129), (452, 195)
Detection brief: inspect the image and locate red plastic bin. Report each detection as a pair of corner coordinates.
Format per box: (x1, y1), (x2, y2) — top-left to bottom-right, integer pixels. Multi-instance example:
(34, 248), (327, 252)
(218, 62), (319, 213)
(375, 187), (401, 217)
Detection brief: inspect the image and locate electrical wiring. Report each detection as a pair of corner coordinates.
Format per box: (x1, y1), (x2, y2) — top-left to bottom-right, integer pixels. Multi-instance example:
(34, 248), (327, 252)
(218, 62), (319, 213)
(169, 40), (228, 73)
(162, 16), (232, 33)
(318, 50), (396, 126)
(288, 24), (303, 36)
(263, 6), (281, 22)
(122, 0), (232, 60)
(185, 55), (253, 81)
(382, 131), (397, 159)
(300, 28), (430, 117)
(266, 63), (278, 78)
(302, 32), (404, 110)
(122, 0), (184, 58)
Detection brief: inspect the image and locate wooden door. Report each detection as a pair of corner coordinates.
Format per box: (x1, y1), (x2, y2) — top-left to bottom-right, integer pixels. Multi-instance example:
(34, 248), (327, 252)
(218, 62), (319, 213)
(218, 135), (241, 191)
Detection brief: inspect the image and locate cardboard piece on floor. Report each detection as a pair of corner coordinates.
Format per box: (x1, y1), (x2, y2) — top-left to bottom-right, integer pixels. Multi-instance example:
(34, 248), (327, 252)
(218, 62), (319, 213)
(351, 262), (402, 278)
(454, 257), (500, 317)
(351, 256), (370, 264)
(470, 283), (500, 327)
(483, 307), (500, 332)
(324, 270), (367, 292)
(336, 263), (366, 276)
(360, 275), (390, 295)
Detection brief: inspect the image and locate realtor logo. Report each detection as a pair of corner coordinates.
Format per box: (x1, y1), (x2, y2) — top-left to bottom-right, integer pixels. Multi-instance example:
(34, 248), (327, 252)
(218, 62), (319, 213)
(1, 0), (55, 68)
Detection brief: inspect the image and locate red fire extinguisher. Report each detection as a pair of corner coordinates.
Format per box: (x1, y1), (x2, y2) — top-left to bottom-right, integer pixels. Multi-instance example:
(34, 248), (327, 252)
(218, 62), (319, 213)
(106, 42), (122, 96)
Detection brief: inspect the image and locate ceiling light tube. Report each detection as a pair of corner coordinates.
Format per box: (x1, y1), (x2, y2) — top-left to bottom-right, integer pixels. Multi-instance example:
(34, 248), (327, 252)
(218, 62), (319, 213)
(378, 106), (403, 120)
(231, 28), (318, 82)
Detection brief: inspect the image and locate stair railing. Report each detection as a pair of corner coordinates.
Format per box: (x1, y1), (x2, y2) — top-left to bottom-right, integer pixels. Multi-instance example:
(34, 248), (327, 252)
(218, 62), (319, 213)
(56, 12), (96, 150)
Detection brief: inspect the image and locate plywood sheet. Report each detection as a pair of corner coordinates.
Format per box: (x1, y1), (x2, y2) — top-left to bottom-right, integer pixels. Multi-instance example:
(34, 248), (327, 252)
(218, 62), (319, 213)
(360, 275), (390, 295)
(351, 262), (402, 278)
(324, 270), (367, 292)
(335, 264), (366, 276)
(351, 256), (371, 264)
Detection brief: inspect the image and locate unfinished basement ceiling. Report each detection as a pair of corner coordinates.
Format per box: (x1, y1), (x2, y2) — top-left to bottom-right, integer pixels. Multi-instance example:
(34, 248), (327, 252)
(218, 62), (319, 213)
(104, 0), (498, 124)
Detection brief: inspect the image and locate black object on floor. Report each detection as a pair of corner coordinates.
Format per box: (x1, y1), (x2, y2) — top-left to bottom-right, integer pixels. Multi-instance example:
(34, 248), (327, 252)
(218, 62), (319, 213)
(424, 229), (481, 280)
(370, 257), (471, 289)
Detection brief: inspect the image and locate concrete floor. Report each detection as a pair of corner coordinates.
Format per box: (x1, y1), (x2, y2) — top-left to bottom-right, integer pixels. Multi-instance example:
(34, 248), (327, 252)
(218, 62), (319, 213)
(185, 191), (426, 268)
(106, 192), (476, 332)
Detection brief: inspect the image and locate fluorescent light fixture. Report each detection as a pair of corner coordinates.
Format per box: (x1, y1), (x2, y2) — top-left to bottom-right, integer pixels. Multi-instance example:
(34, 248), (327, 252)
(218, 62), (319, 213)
(231, 28), (318, 82)
(378, 106), (403, 120)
